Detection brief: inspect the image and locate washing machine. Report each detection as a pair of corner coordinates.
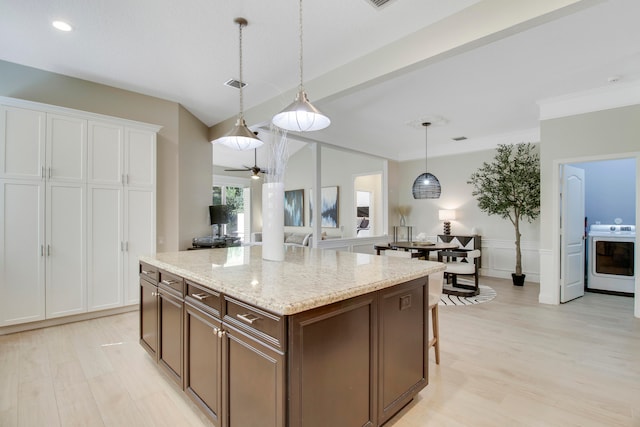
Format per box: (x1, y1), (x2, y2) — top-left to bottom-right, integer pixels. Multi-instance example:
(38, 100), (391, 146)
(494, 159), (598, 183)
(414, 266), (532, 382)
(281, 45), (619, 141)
(587, 224), (635, 295)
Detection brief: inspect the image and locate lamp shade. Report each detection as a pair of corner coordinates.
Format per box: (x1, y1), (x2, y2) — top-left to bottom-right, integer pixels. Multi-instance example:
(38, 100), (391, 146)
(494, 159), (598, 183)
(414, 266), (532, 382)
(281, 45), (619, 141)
(209, 205), (230, 225)
(438, 209), (456, 221)
(272, 89), (330, 132)
(211, 17), (263, 151)
(212, 118), (263, 150)
(412, 173), (441, 199)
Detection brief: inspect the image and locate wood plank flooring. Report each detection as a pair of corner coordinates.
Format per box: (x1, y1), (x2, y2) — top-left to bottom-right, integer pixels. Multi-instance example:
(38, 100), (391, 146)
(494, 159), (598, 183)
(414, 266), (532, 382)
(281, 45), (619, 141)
(1, 277), (638, 426)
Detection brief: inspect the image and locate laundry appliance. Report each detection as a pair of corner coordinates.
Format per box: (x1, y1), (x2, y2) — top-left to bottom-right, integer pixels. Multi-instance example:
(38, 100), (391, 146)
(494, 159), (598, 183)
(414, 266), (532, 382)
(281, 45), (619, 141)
(587, 224), (635, 295)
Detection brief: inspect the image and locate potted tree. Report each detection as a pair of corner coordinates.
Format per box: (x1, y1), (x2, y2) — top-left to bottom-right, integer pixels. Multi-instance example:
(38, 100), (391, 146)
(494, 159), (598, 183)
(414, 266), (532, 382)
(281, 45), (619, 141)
(467, 143), (540, 286)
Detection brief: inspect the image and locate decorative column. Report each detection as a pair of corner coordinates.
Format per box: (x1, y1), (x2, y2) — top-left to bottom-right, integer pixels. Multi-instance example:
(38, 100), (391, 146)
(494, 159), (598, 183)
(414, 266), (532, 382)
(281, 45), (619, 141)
(261, 125), (289, 261)
(262, 182), (285, 261)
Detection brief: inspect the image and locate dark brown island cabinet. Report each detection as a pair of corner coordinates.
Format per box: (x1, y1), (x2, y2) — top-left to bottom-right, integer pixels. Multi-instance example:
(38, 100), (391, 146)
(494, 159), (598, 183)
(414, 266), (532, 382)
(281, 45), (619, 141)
(139, 260), (432, 427)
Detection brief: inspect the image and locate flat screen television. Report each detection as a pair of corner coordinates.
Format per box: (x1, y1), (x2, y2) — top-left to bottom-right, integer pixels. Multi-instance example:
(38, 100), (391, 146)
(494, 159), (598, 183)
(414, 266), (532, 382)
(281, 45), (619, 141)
(357, 206), (369, 217)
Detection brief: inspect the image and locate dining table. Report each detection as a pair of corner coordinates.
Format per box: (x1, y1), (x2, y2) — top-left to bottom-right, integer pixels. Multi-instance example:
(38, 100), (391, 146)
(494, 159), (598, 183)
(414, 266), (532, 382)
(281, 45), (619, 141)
(374, 241), (459, 258)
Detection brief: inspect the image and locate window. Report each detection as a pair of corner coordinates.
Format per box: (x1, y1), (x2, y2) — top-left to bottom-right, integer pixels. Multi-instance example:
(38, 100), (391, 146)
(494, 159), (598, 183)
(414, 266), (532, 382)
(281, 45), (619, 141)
(212, 184), (249, 241)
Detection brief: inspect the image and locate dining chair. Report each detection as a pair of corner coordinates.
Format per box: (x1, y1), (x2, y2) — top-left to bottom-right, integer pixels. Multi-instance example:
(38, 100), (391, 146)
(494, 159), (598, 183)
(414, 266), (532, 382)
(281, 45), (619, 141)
(438, 249), (481, 295)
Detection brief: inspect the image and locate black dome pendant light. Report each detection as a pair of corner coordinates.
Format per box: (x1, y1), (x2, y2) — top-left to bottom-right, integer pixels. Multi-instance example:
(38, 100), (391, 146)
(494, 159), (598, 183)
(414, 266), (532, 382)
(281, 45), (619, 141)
(412, 122), (441, 199)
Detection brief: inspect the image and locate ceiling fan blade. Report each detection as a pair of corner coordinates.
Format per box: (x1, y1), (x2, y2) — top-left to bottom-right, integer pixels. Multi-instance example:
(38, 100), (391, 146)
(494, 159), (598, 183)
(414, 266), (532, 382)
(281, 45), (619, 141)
(224, 168), (250, 172)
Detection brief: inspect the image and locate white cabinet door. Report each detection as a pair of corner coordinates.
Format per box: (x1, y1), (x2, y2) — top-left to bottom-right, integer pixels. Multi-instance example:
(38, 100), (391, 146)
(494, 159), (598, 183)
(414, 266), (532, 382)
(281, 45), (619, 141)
(0, 106), (46, 180)
(46, 114), (86, 183)
(125, 128), (155, 188)
(45, 181), (86, 318)
(0, 179), (46, 326)
(87, 185), (123, 311)
(88, 121), (123, 185)
(124, 188), (155, 305)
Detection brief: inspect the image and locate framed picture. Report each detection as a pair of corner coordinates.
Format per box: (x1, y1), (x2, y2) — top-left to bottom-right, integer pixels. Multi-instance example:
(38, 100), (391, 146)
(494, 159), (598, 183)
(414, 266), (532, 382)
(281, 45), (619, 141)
(284, 189), (304, 226)
(309, 186), (339, 228)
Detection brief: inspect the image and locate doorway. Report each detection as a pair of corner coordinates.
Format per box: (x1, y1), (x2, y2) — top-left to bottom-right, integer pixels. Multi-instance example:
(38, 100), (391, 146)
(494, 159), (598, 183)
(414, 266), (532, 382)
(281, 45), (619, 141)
(354, 174), (382, 238)
(559, 156), (637, 306)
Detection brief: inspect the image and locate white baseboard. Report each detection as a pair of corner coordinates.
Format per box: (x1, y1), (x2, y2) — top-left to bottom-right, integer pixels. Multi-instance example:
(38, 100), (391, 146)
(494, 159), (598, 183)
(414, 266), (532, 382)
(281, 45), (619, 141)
(0, 305), (138, 336)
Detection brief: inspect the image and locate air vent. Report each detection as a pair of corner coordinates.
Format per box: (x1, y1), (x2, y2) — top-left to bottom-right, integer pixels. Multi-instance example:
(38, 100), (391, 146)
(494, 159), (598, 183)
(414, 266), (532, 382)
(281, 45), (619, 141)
(224, 79), (246, 89)
(364, 0), (397, 9)
(452, 136), (467, 141)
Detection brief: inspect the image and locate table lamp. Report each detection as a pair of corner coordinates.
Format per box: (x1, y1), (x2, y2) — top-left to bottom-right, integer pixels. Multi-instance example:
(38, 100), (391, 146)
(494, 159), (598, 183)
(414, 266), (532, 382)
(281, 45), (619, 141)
(209, 205), (230, 238)
(438, 209), (456, 235)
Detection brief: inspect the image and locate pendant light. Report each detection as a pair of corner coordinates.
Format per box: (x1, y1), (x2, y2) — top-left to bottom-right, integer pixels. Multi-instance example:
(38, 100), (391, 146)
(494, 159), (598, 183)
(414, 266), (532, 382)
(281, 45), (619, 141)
(212, 17), (263, 151)
(412, 122), (441, 199)
(271, 0), (330, 132)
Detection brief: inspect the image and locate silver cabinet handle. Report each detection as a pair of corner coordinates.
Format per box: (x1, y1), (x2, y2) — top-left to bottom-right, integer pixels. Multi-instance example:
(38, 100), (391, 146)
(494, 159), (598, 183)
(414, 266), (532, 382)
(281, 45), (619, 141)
(192, 293), (210, 301)
(47, 245), (51, 256)
(40, 245), (44, 256)
(161, 279), (177, 286)
(237, 313), (260, 324)
(41, 166), (45, 179)
(48, 167), (52, 179)
(141, 269), (154, 275)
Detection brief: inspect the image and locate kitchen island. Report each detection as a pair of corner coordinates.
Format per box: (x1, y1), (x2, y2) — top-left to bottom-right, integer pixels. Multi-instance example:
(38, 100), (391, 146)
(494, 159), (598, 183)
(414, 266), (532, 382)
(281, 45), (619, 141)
(139, 245), (444, 427)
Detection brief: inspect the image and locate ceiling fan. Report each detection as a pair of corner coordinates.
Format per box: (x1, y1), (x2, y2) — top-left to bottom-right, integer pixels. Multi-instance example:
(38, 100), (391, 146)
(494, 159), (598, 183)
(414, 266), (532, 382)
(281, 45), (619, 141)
(224, 148), (268, 180)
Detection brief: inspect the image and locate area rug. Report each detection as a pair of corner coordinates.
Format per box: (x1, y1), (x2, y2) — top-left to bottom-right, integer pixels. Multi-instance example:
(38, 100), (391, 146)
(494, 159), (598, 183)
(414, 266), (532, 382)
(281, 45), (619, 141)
(439, 284), (497, 306)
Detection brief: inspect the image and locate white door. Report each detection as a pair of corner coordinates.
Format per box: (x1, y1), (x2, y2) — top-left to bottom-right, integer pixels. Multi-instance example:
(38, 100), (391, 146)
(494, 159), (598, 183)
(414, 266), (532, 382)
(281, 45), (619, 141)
(0, 179), (46, 325)
(87, 185), (123, 311)
(46, 114), (86, 183)
(46, 181), (87, 318)
(0, 106), (46, 180)
(124, 188), (155, 305)
(560, 164), (585, 303)
(88, 121), (123, 186)
(125, 128), (155, 188)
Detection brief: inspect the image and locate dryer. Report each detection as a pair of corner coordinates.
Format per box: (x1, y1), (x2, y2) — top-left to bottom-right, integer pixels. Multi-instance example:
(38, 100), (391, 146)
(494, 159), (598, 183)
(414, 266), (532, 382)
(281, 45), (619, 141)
(588, 224), (635, 295)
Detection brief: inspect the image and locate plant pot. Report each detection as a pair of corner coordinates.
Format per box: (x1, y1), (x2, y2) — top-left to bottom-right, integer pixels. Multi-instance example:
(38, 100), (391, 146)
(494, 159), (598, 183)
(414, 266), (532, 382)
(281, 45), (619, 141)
(512, 273), (526, 286)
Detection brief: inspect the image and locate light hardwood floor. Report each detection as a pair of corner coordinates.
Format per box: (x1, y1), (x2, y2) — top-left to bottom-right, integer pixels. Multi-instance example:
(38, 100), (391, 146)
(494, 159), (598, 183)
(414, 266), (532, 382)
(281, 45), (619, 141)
(1, 277), (638, 427)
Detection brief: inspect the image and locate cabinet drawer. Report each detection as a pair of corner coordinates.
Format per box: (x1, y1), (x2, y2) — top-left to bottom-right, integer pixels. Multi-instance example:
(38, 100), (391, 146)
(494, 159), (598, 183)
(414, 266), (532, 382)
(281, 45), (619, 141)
(139, 262), (158, 283)
(186, 281), (221, 318)
(159, 270), (184, 296)
(224, 297), (285, 349)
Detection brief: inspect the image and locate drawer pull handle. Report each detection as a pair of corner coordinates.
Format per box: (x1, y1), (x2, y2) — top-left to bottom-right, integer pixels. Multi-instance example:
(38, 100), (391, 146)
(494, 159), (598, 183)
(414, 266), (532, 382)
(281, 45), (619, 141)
(161, 279), (177, 286)
(192, 293), (210, 301)
(237, 313), (260, 324)
(141, 270), (155, 275)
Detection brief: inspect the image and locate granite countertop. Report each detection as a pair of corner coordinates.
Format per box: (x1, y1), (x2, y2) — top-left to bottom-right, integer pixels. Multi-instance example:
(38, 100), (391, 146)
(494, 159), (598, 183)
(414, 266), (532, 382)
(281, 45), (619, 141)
(140, 245), (445, 315)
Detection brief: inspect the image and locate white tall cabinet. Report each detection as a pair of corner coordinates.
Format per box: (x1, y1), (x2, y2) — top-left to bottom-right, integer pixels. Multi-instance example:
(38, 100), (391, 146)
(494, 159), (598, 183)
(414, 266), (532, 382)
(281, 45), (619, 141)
(0, 97), (159, 327)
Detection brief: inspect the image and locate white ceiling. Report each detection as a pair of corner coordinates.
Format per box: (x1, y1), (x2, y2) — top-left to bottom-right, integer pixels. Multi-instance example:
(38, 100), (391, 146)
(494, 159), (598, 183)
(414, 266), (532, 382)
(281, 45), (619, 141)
(2, 0), (640, 171)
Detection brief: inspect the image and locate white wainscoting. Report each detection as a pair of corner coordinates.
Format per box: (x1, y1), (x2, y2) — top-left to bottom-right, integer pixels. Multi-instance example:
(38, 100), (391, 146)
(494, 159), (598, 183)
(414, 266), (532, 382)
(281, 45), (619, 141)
(479, 238), (540, 283)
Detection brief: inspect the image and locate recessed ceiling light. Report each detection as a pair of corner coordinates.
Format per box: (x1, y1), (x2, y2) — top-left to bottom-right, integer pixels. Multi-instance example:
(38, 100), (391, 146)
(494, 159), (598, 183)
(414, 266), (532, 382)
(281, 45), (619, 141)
(52, 20), (73, 32)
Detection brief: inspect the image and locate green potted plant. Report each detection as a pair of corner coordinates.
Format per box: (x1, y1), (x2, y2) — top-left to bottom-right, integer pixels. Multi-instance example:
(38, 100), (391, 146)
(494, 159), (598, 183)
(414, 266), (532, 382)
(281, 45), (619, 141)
(467, 143), (540, 286)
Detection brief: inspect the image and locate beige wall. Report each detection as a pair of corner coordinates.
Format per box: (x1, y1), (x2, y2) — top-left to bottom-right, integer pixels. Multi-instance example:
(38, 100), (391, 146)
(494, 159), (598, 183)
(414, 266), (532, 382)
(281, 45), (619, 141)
(395, 147), (540, 242)
(0, 59), (212, 252)
(178, 105), (213, 249)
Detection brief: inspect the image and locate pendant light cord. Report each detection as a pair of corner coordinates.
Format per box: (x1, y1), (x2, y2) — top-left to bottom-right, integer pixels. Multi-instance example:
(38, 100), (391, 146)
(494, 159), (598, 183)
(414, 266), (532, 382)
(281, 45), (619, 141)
(423, 122), (430, 173)
(298, 0), (304, 91)
(238, 19), (245, 119)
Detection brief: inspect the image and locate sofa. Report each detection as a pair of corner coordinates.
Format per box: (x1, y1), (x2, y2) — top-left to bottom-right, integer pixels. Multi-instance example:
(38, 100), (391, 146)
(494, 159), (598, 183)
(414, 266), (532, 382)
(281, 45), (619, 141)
(251, 231), (313, 247)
